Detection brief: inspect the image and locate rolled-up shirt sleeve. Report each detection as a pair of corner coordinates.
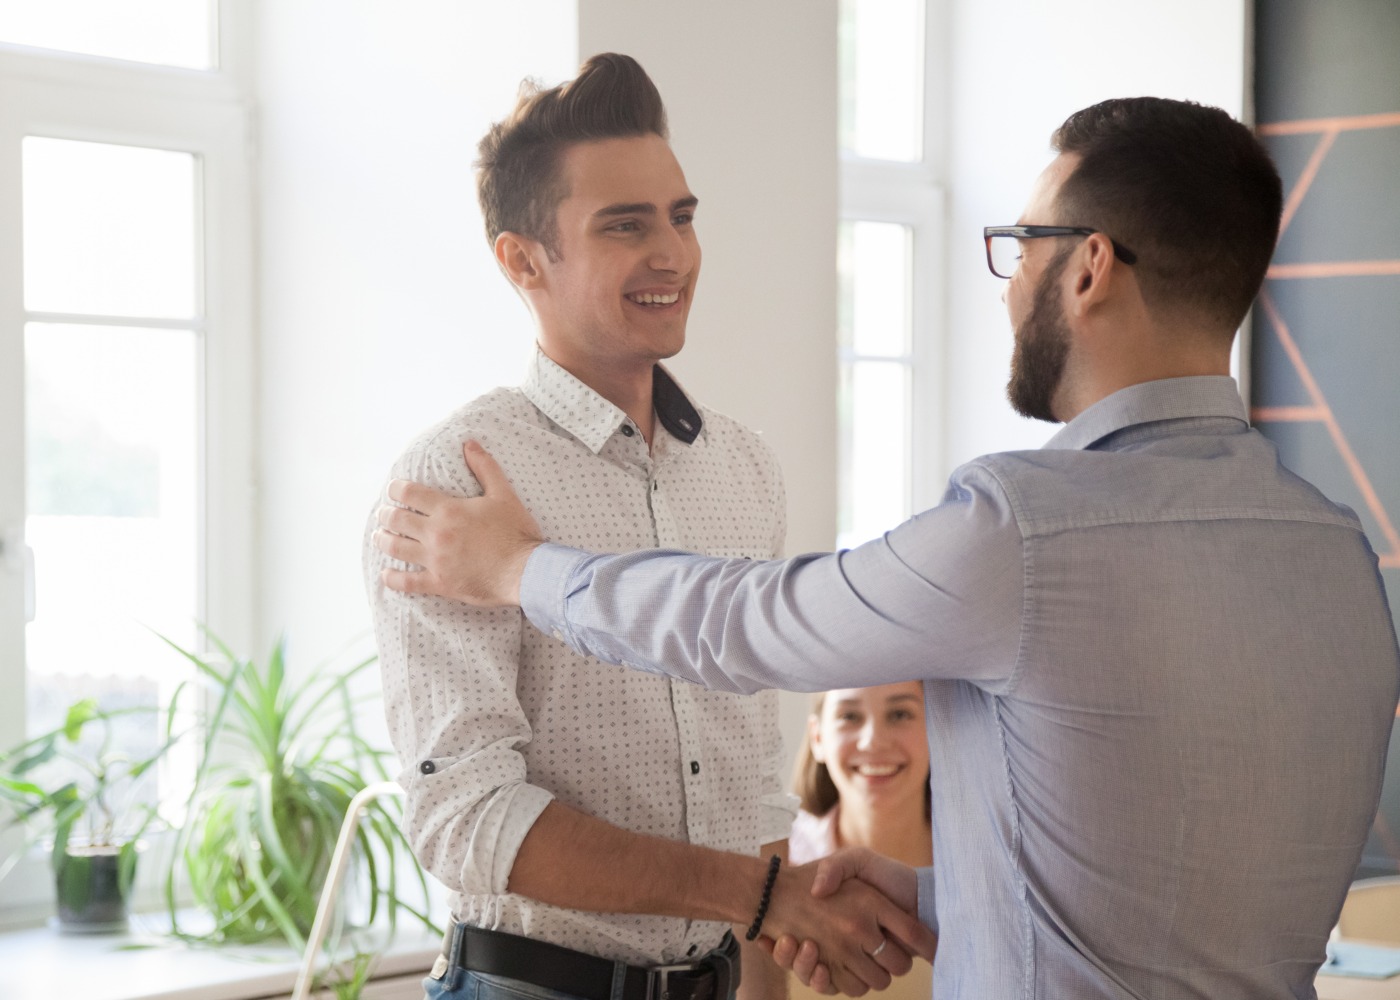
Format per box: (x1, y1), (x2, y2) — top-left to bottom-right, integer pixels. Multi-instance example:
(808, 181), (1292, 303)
(366, 439), (554, 898)
(520, 461), (1025, 696)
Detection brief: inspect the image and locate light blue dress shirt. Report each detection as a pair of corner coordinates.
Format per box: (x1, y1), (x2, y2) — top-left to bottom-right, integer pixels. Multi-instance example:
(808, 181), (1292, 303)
(521, 376), (1400, 1000)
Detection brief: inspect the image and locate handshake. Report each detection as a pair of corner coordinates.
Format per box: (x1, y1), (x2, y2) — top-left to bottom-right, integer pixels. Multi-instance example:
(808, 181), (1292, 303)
(756, 846), (936, 996)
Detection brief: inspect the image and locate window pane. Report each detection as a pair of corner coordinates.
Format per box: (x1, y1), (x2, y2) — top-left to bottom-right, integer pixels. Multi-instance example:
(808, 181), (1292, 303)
(25, 323), (199, 745)
(839, 361), (911, 549)
(23, 138), (198, 319)
(839, 221), (912, 358)
(0, 0), (213, 69)
(839, 0), (924, 161)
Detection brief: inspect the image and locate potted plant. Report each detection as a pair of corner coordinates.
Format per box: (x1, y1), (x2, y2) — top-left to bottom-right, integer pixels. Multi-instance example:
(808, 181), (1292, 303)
(0, 697), (182, 932)
(159, 629), (432, 951)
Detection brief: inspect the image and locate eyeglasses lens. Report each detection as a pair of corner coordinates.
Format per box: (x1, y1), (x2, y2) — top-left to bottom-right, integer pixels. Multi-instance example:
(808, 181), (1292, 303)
(988, 236), (1021, 279)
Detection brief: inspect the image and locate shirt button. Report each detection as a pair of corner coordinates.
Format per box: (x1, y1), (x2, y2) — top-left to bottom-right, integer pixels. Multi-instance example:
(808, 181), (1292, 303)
(687, 944), (698, 957)
(620, 424), (635, 437)
(690, 761), (700, 775)
(419, 760), (436, 774)
(551, 629), (563, 641)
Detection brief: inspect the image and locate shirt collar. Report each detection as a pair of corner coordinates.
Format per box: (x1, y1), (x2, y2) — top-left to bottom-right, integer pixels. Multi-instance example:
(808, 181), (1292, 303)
(521, 348), (704, 454)
(1043, 376), (1248, 452)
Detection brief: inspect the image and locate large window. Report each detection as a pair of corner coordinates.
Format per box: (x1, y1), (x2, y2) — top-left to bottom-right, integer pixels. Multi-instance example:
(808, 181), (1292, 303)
(0, 4), (253, 923)
(0, 0), (215, 68)
(837, 0), (945, 547)
(22, 139), (201, 745)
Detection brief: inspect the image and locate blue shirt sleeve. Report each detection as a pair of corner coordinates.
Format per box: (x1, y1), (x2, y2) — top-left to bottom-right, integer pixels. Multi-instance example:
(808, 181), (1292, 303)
(519, 461), (1025, 695)
(917, 865), (938, 936)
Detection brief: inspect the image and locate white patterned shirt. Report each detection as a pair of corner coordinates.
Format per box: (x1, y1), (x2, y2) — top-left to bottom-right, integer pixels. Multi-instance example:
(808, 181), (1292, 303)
(364, 349), (793, 965)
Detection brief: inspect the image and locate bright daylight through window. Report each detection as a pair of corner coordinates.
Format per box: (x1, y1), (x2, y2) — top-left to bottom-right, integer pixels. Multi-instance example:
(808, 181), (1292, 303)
(0, 2), (251, 922)
(22, 139), (201, 748)
(837, 0), (941, 549)
(0, 0), (213, 68)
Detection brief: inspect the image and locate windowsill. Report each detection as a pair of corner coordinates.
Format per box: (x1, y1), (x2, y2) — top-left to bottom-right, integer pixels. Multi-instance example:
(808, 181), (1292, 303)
(0, 911), (439, 1000)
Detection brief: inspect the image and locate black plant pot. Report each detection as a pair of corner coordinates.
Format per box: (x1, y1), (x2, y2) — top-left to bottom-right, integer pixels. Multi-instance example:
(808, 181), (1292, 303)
(53, 842), (137, 933)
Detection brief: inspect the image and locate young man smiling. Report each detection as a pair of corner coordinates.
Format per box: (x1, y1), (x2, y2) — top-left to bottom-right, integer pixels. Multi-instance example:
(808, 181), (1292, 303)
(364, 54), (932, 1000)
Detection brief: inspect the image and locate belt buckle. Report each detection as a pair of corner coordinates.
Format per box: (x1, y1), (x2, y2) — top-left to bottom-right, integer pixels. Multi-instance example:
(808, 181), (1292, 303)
(646, 961), (698, 1000)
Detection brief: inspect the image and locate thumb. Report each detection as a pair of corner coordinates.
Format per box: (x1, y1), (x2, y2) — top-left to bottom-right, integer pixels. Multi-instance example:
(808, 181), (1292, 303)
(809, 848), (866, 898)
(463, 439), (511, 495)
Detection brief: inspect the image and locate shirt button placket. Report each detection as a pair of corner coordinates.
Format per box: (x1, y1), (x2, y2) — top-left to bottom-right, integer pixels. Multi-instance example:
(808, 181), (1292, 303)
(675, 686), (708, 844)
(651, 474), (677, 549)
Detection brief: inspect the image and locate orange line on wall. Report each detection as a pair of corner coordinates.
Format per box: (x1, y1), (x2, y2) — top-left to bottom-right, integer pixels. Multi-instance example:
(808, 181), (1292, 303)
(1267, 260), (1400, 279)
(1250, 406), (1327, 422)
(1258, 290), (1400, 567)
(1259, 110), (1400, 136)
(1279, 130), (1337, 236)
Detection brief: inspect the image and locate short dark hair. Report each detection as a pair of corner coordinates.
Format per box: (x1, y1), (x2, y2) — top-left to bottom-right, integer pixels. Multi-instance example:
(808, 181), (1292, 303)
(1051, 97), (1283, 330)
(476, 53), (668, 260)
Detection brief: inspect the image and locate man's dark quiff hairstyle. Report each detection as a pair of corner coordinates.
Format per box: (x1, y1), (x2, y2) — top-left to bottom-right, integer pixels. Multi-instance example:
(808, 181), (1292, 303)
(1050, 96), (1283, 332)
(476, 52), (669, 262)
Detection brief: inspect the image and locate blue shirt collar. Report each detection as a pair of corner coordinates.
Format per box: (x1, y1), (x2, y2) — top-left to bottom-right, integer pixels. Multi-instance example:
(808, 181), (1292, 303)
(1043, 376), (1249, 452)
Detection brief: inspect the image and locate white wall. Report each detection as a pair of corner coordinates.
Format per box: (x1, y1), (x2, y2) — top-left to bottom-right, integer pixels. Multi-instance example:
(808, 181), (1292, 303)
(941, 0), (1249, 468)
(577, 0), (840, 558)
(255, 0), (577, 661)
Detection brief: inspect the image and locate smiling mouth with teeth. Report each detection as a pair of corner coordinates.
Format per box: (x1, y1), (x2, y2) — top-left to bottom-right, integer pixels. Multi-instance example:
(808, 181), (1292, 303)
(855, 764), (901, 777)
(627, 291), (680, 306)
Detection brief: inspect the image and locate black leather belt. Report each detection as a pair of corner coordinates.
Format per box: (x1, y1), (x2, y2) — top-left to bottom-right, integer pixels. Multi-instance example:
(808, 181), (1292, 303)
(439, 924), (739, 1000)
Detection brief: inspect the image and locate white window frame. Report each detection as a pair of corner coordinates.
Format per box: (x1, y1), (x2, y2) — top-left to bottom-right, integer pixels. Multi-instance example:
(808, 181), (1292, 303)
(0, 6), (255, 926)
(839, 0), (949, 528)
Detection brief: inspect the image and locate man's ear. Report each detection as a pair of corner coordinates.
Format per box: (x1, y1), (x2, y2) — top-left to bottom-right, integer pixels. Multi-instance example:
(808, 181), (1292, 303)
(1065, 232), (1116, 318)
(495, 232), (545, 290)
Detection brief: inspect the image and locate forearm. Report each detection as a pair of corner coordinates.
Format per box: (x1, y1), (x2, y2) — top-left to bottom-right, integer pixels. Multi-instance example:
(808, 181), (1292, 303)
(737, 840), (790, 1000)
(507, 800), (774, 924)
(521, 480), (1023, 695)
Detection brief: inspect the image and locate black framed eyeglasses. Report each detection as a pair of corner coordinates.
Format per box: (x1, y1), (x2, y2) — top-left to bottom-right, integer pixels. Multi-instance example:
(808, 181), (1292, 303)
(983, 225), (1138, 279)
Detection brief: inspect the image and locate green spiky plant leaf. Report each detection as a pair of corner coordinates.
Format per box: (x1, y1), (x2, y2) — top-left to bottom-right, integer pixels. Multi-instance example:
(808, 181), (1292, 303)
(159, 628), (433, 952)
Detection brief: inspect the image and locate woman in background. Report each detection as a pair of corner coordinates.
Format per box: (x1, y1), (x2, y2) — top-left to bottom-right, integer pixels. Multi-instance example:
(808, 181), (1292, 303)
(789, 682), (933, 998)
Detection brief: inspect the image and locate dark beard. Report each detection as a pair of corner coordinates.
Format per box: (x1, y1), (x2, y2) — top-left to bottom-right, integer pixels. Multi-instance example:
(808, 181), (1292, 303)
(1007, 257), (1071, 423)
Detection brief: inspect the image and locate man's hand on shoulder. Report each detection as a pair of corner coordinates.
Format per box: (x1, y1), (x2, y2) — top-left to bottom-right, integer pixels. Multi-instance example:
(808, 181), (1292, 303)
(374, 440), (542, 607)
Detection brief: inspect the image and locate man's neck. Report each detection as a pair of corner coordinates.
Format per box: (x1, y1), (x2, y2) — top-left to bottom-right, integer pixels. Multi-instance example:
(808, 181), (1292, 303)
(1056, 316), (1234, 423)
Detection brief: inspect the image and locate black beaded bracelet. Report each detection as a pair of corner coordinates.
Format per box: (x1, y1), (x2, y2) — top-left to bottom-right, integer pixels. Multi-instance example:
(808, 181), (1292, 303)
(745, 854), (783, 941)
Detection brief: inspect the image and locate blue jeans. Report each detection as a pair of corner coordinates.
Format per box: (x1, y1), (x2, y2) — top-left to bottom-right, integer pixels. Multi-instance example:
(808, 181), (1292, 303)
(424, 967), (585, 1000)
